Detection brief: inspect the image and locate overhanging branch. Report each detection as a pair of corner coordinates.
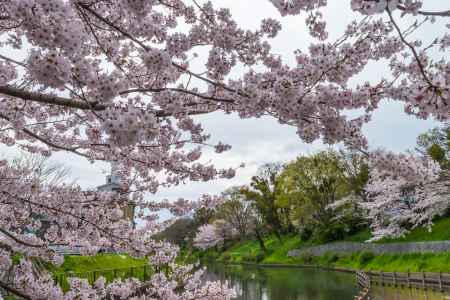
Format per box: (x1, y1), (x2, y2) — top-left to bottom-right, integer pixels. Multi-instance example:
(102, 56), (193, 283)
(397, 5), (450, 17)
(0, 85), (106, 111)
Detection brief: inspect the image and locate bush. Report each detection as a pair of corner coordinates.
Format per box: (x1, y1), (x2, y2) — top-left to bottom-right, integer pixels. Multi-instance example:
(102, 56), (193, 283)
(203, 250), (219, 261)
(300, 252), (314, 264)
(255, 251), (266, 263)
(358, 252), (375, 265)
(221, 252), (231, 262)
(242, 252), (256, 262)
(314, 224), (346, 243)
(241, 250), (267, 263)
(323, 252), (339, 265)
(299, 227), (313, 241)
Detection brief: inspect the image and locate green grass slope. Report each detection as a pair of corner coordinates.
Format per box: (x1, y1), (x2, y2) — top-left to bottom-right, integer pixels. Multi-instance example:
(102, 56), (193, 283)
(53, 254), (147, 273)
(208, 217), (450, 272)
(50, 254), (149, 291)
(379, 217), (450, 243)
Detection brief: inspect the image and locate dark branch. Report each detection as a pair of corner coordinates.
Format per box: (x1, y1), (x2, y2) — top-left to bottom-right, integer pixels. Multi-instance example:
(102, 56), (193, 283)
(397, 5), (450, 17)
(0, 281), (33, 300)
(0, 85), (106, 111)
(386, 8), (434, 88)
(0, 227), (44, 248)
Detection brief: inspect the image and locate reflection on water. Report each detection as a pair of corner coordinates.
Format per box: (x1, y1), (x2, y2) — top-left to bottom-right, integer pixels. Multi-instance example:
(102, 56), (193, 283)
(204, 263), (358, 300)
(203, 263), (450, 300)
(371, 285), (450, 300)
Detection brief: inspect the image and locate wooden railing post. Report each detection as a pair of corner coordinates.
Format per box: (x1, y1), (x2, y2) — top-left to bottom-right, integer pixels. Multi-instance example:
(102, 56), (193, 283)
(393, 271), (396, 287)
(380, 270), (384, 286)
(407, 270), (410, 288)
(422, 272), (426, 290)
(439, 272), (443, 292)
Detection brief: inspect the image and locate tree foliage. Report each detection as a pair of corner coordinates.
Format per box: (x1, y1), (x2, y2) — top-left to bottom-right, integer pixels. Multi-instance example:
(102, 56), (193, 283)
(416, 124), (450, 170)
(279, 151), (368, 242)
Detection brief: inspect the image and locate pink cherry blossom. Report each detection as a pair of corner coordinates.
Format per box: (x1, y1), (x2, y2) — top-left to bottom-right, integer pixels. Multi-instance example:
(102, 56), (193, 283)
(0, 0), (448, 298)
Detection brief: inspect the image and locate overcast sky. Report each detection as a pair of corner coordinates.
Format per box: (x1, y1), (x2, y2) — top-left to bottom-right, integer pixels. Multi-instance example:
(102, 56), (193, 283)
(1, 1), (447, 207)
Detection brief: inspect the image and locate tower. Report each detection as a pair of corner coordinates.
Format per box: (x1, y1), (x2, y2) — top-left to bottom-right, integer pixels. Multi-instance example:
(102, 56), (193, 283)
(97, 163), (135, 227)
(97, 163), (124, 192)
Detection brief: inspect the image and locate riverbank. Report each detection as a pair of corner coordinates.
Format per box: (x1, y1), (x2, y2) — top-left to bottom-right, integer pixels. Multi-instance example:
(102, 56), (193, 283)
(182, 218), (450, 273)
(50, 253), (147, 274)
(48, 254), (149, 291)
(189, 245), (450, 273)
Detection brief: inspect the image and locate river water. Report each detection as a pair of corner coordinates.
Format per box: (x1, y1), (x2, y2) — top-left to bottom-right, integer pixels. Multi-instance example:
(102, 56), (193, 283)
(204, 263), (450, 300)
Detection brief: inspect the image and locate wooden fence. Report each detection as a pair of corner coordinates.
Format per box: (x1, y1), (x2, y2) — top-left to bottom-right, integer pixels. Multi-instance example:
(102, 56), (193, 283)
(364, 270), (450, 292)
(54, 265), (151, 291)
(355, 271), (371, 300)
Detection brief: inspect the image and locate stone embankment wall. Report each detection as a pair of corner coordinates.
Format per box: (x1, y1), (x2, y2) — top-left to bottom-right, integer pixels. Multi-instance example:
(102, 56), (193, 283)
(287, 241), (450, 257)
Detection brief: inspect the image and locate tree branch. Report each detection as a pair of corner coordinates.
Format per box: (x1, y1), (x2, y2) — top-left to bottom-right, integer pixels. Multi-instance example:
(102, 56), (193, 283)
(0, 281), (32, 300)
(0, 85), (217, 118)
(0, 227), (44, 248)
(397, 5), (450, 17)
(386, 8), (434, 88)
(0, 85), (106, 111)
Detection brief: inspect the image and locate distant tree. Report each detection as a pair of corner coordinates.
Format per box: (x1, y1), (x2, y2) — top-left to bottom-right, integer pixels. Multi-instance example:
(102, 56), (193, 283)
(156, 218), (198, 248)
(339, 151), (370, 198)
(216, 186), (255, 239)
(281, 151), (367, 242)
(193, 223), (224, 250)
(192, 206), (215, 227)
(12, 152), (72, 187)
(242, 163), (287, 241)
(10, 153), (72, 239)
(416, 124), (450, 170)
(212, 219), (238, 248)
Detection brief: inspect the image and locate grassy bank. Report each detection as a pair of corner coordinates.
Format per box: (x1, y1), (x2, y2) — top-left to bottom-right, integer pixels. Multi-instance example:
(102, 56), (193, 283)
(51, 253), (147, 274)
(188, 217), (450, 273)
(49, 254), (149, 291)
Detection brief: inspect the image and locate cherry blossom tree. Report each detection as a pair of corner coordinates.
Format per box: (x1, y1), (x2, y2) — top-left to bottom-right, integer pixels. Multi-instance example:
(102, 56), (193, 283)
(0, 0), (449, 298)
(193, 223), (223, 251)
(362, 150), (449, 241)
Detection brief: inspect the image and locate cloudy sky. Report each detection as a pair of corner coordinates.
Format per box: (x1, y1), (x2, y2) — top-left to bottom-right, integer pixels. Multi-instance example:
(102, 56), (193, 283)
(1, 1), (447, 206)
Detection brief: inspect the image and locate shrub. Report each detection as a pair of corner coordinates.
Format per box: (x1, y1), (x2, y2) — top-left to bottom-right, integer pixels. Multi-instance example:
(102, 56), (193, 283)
(242, 252), (256, 262)
(221, 252), (231, 262)
(358, 252), (375, 265)
(323, 252), (339, 265)
(299, 227), (313, 241)
(314, 224), (346, 243)
(255, 251), (266, 263)
(300, 252), (314, 264)
(241, 250), (267, 263)
(203, 251), (219, 261)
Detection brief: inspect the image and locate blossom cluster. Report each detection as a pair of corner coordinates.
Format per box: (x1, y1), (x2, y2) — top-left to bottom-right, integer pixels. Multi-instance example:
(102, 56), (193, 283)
(351, 0), (399, 15)
(101, 108), (159, 146)
(28, 50), (71, 89)
(193, 224), (224, 250)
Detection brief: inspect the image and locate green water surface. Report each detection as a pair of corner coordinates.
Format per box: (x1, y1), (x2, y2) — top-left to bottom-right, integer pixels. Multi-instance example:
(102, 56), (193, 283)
(204, 263), (450, 300)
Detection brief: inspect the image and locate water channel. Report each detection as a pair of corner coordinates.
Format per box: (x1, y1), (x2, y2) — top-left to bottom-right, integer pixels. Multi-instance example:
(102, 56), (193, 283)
(204, 263), (450, 300)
